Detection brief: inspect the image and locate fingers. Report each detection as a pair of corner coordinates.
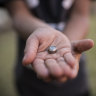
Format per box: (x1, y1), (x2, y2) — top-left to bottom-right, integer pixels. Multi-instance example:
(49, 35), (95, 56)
(64, 52), (76, 67)
(57, 48), (75, 68)
(22, 35), (39, 65)
(44, 57), (76, 79)
(57, 57), (78, 79)
(72, 39), (94, 53)
(33, 59), (49, 79)
(57, 48), (75, 67)
(35, 49), (76, 80)
(45, 59), (63, 78)
(71, 59), (79, 79)
(33, 57), (78, 81)
(57, 57), (72, 78)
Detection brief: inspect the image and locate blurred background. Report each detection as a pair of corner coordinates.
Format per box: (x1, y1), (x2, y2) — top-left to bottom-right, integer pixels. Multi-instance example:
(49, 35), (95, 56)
(0, 1), (96, 96)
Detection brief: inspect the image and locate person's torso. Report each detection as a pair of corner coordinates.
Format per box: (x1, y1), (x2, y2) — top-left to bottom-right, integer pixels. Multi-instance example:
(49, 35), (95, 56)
(24, 0), (75, 30)
(16, 0), (89, 96)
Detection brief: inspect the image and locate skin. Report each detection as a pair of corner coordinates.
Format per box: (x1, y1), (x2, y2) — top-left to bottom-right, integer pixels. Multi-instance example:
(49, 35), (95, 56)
(6, 0), (94, 82)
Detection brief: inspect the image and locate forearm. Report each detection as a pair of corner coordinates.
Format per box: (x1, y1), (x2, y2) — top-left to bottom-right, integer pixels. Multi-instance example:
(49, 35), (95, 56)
(64, 15), (89, 41)
(11, 14), (50, 39)
(6, 0), (50, 40)
(63, 0), (90, 41)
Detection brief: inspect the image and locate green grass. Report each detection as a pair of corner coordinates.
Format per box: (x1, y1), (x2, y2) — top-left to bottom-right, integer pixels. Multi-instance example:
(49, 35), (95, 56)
(0, 16), (96, 96)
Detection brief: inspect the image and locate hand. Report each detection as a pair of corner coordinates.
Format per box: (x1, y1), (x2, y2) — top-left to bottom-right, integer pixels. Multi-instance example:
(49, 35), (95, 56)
(22, 27), (94, 82)
(32, 39), (94, 82)
(22, 27), (76, 81)
(57, 39), (94, 82)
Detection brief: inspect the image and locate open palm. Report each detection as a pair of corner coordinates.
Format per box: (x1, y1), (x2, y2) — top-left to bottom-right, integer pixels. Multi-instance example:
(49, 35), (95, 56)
(22, 27), (94, 82)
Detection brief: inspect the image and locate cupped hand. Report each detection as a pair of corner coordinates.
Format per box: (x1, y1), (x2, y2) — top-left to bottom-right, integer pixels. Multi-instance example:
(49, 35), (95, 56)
(32, 39), (94, 82)
(22, 27), (75, 81)
(22, 27), (94, 82)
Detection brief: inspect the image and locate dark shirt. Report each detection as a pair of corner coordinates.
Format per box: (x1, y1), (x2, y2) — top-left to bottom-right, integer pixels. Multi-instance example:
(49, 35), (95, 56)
(16, 0), (89, 96)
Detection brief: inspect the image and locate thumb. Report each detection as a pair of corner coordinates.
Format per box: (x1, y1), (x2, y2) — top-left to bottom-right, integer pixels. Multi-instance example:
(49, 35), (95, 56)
(72, 39), (94, 53)
(22, 35), (39, 66)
